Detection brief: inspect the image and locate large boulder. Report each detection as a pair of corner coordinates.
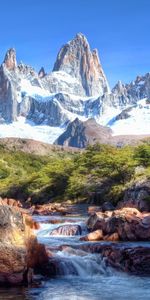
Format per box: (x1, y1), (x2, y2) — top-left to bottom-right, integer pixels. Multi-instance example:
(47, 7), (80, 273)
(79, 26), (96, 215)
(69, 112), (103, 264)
(0, 205), (48, 285)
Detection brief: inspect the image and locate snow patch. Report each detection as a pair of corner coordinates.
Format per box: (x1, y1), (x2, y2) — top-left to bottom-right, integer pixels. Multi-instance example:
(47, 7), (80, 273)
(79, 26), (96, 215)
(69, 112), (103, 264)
(111, 98), (150, 135)
(51, 71), (79, 84)
(0, 117), (64, 144)
(20, 79), (54, 102)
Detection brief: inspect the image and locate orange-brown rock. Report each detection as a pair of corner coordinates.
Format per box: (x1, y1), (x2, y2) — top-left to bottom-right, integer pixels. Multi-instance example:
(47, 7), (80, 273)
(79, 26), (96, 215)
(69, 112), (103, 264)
(103, 232), (119, 242)
(32, 203), (73, 216)
(0, 205), (47, 286)
(80, 229), (103, 241)
(25, 215), (40, 230)
(0, 197), (22, 207)
(88, 206), (101, 214)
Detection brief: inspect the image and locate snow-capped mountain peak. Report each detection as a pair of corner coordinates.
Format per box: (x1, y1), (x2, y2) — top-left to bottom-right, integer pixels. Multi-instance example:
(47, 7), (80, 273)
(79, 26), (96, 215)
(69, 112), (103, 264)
(0, 33), (150, 145)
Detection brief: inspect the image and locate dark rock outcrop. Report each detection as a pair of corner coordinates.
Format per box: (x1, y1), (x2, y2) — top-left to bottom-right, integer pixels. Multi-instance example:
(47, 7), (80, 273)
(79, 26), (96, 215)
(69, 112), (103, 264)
(38, 67), (46, 78)
(101, 245), (150, 275)
(55, 118), (112, 148)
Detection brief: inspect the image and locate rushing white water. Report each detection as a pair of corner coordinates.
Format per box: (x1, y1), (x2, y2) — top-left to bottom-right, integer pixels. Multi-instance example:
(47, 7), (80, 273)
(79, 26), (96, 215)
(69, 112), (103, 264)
(1, 214), (150, 300)
(29, 215), (150, 300)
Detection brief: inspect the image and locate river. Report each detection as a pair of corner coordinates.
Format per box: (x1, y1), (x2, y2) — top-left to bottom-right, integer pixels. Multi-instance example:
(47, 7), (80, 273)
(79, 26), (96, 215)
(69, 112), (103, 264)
(1, 212), (150, 300)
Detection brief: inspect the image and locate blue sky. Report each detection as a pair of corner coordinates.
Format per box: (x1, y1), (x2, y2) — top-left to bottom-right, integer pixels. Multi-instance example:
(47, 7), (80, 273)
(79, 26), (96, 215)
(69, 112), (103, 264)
(0, 0), (150, 87)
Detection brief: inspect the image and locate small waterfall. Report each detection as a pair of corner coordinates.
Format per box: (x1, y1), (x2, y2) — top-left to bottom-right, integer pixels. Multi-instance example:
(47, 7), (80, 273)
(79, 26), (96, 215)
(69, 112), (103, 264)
(51, 247), (111, 277)
(35, 216), (111, 278)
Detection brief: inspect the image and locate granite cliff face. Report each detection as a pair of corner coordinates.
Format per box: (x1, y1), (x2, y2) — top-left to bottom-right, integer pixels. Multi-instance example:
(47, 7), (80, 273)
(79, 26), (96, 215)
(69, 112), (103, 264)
(4, 48), (17, 71)
(53, 33), (110, 97)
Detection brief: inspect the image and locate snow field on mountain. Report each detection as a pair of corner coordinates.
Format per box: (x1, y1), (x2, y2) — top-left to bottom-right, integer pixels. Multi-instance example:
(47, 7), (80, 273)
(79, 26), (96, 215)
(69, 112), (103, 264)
(0, 117), (64, 144)
(110, 99), (150, 135)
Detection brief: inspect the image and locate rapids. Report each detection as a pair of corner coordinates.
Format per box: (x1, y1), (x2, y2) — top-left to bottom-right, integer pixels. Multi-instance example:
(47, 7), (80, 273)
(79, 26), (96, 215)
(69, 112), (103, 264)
(1, 213), (150, 299)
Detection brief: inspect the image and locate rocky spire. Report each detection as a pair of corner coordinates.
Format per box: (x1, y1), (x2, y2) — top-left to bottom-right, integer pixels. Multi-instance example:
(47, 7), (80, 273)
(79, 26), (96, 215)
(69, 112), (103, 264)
(112, 80), (126, 95)
(53, 33), (110, 97)
(38, 67), (46, 78)
(3, 48), (17, 70)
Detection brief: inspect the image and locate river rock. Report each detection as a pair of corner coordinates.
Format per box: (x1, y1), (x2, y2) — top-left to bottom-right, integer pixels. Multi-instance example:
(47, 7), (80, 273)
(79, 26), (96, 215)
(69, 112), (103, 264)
(32, 203), (72, 215)
(50, 224), (82, 236)
(69, 242), (150, 275)
(0, 197), (22, 207)
(103, 232), (119, 242)
(80, 229), (103, 241)
(88, 206), (101, 214)
(86, 207), (150, 241)
(101, 245), (150, 275)
(0, 205), (48, 285)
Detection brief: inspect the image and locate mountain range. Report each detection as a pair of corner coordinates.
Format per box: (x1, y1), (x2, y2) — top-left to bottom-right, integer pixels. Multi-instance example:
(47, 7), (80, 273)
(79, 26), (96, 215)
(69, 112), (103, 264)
(0, 32), (150, 147)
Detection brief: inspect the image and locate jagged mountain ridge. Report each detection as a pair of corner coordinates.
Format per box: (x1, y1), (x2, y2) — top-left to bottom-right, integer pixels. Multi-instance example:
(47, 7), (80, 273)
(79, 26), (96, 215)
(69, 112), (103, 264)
(0, 33), (150, 145)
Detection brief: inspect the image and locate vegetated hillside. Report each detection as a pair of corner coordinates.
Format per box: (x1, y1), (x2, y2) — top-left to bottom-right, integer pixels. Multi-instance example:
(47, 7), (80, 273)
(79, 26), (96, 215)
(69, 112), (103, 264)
(0, 141), (150, 206)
